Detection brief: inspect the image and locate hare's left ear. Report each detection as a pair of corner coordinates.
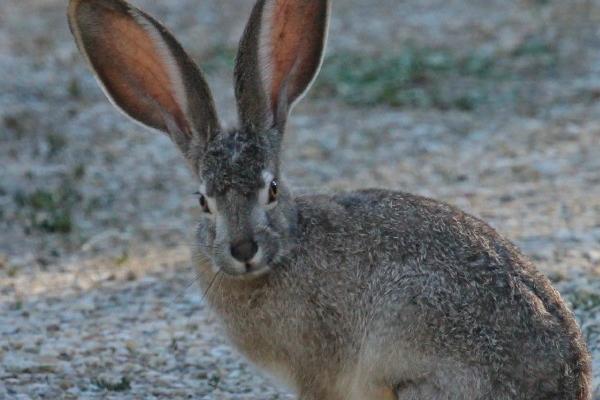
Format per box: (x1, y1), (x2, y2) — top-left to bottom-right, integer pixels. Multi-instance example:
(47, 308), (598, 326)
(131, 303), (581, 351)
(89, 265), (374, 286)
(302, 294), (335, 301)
(234, 0), (331, 132)
(68, 0), (220, 161)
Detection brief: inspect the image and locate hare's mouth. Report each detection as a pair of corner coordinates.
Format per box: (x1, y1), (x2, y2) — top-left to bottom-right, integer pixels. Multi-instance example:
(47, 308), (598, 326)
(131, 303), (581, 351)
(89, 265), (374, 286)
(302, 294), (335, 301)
(217, 247), (273, 279)
(243, 263), (271, 278)
(220, 262), (271, 279)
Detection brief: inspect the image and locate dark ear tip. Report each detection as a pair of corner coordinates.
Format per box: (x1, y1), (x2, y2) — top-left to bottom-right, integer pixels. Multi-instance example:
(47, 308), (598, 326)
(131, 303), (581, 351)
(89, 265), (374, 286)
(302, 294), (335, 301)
(67, 0), (82, 18)
(68, 0), (97, 14)
(69, 0), (130, 21)
(68, 0), (98, 24)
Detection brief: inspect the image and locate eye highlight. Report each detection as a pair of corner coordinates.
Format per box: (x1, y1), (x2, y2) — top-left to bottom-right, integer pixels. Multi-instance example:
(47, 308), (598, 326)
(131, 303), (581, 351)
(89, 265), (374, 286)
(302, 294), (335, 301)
(268, 179), (278, 204)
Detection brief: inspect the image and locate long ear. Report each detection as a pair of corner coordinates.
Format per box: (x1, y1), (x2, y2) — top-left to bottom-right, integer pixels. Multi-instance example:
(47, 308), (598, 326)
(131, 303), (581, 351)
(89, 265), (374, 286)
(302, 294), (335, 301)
(234, 0), (330, 131)
(68, 0), (220, 160)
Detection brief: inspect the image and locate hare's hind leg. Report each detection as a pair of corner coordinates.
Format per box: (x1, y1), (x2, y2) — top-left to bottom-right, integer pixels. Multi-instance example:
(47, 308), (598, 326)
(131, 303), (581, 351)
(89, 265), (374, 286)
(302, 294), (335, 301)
(341, 378), (444, 400)
(348, 356), (490, 400)
(395, 378), (471, 400)
(394, 380), (443, 400)
(338, 372), (494, 400)
(392, 364), (494, 400)
(334, 381), (396, 400)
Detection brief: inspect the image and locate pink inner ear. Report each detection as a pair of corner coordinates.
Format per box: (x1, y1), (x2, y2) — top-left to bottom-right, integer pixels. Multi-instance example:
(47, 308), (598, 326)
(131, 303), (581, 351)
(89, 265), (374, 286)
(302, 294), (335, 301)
(78, 4), (190, 135)
(268, 0), (326, 110)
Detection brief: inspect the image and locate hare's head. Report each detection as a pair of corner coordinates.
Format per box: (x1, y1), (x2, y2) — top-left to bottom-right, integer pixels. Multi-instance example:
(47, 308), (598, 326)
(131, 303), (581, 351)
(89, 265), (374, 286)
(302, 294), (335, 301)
(68, 0), (330, 277)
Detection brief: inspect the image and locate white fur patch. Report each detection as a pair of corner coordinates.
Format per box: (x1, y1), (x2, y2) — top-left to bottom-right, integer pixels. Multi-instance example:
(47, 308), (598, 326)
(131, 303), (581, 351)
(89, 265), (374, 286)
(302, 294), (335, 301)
(258, 0), (276, 125)
(258, 170), (275, 207)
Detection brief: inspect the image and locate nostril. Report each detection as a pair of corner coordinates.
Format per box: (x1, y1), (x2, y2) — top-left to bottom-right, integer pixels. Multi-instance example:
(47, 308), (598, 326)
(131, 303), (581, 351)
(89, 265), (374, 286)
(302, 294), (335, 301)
(230, 240), (258, 262)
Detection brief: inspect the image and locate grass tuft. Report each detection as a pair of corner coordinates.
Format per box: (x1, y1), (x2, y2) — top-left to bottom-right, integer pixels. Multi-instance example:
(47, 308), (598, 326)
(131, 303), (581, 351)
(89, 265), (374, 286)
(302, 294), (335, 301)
(569, 290), (600, 312)
(202, 45), (237, 74)
(46, 133), (68, 159)
(14, 182), (81, 234)
(313, 42), (557, 111)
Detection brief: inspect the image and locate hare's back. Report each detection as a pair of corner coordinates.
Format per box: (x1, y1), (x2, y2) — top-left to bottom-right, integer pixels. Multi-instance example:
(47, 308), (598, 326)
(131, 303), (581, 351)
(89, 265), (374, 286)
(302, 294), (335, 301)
(294, 189), (590, 397)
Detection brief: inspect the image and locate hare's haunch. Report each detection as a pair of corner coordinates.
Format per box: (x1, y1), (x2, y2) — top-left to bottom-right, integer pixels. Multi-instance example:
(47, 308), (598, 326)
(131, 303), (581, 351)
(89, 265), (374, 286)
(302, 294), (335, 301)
(68, 0), (592, 399)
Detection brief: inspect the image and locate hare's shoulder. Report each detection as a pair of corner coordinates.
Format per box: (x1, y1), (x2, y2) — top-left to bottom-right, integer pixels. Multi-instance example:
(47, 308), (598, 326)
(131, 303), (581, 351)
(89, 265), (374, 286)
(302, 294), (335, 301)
(294, 188), (540, 292)
(293, 188), (527, 280)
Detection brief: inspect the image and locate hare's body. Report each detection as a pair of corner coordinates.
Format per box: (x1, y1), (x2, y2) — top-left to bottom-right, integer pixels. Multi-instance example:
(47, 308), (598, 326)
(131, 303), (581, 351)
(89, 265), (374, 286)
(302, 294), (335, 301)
(69, 0), (592, 398)
(198, 190), (589, 399)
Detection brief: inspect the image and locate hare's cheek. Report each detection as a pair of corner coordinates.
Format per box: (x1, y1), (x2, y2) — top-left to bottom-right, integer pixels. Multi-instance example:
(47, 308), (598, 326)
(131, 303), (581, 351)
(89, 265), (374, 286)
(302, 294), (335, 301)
(197, 220), (216, 247)
(214, 214), (230, 243)
(254, 228), (279, 260)
(250, 203), (268, 230)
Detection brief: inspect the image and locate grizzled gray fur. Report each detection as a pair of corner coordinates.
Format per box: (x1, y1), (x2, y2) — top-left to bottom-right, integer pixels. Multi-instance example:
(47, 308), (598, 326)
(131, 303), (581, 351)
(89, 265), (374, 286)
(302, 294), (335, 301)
(68, 0), (592, 399)
(201, 129), (277, 196)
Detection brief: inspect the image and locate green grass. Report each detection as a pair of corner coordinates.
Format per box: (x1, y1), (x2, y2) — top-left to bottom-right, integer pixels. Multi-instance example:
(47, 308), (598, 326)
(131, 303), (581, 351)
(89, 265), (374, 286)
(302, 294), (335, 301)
(114, 250), (129, 267)
(14, 182), (81, 234)
(46, 133), (68, 158)
(197, 39), (558, 111)
(512, 37), (555, 58)
(313, 47), (495, 110)
(73, 163), (86, 180)
(569, 289), (600, 312)
(312, 42), (557, 111)
(68, 78), (82, 99)
(202, 45), (237, 74)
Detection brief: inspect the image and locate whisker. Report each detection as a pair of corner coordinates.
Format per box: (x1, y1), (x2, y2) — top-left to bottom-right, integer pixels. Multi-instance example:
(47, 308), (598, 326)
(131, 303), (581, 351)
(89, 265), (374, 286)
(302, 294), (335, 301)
(212, 271), (226, 299)
(171, 268), (204, 305)
(201, 270), (222, 303)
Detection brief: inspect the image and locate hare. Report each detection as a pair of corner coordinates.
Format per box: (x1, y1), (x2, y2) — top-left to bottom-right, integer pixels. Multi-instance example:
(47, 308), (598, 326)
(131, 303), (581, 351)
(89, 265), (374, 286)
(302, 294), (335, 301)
(68, 0), (592, 399)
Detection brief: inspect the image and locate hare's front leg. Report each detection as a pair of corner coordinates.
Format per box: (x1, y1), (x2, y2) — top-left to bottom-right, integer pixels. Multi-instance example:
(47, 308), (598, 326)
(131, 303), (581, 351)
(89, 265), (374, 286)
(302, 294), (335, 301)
(344, 385), (397, 400)
(300, 383), (397, 400)
(298, 390), (343, 400)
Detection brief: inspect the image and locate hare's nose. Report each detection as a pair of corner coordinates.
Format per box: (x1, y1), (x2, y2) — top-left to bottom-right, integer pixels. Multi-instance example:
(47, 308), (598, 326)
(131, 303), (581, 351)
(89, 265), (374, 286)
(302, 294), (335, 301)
(230, 240), (258, 262)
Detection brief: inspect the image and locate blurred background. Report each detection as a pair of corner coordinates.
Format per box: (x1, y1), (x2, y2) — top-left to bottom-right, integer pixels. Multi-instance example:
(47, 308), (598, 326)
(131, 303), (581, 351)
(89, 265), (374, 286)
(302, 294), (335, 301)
(1, 0), (599, 398)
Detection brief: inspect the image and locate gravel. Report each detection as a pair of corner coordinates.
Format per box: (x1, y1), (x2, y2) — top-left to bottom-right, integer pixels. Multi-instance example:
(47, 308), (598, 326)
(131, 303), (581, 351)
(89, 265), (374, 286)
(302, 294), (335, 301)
(1, 0), (599, 398)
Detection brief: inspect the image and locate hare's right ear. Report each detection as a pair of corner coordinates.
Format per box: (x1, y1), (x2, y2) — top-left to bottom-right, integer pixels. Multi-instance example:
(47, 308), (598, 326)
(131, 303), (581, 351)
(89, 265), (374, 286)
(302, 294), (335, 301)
(68, 0), (220, 162)
(234, 0), (330, 132)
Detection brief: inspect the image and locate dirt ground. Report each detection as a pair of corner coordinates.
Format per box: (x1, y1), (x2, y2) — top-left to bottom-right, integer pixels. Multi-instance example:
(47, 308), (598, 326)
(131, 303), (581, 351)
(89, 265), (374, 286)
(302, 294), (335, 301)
(1, 0), (599, 398)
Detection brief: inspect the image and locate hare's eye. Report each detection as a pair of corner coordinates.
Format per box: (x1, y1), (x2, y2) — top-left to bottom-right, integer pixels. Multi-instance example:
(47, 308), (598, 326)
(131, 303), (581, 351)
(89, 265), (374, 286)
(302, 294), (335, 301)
(199, 194), (211, 214)
(268, 180), (278, 204)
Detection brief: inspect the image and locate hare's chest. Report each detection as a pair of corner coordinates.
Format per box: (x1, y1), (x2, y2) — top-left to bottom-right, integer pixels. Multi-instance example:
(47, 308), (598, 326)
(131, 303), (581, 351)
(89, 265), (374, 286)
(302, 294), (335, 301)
(214, 291), (307, 369)
(213, 289), (290, 347)
(219, 312), (301, 391)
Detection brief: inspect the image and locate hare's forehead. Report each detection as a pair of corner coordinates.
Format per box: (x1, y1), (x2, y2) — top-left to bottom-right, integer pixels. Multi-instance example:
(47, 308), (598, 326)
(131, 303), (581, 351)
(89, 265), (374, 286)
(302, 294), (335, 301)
(200, 131), (270, 196)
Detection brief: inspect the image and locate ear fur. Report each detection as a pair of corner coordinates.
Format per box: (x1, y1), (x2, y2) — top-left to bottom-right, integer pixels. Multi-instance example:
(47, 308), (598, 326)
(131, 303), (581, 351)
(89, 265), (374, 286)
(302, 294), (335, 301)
(68, 0), (220, 159)
(234, 0), (330, 131)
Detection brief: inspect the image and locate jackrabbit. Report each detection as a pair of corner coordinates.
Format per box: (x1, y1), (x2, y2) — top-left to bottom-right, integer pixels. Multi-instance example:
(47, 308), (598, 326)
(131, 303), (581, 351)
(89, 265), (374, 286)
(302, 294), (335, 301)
(68, 0), (592, 398)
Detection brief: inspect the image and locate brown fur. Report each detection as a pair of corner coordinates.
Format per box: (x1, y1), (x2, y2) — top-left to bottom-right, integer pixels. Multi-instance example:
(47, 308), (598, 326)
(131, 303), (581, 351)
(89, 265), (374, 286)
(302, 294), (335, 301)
(68, 0), (592, 398)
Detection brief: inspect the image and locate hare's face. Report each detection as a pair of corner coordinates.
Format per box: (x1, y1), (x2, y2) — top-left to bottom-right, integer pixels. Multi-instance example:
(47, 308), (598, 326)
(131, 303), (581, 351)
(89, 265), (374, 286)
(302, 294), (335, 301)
(195, 130), (295, 277)
(69, 0), (328, 273)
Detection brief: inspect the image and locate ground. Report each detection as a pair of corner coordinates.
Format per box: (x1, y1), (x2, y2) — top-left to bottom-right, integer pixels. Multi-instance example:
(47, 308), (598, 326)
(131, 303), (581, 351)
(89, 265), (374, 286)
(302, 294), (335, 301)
(0, 0), (599, 398)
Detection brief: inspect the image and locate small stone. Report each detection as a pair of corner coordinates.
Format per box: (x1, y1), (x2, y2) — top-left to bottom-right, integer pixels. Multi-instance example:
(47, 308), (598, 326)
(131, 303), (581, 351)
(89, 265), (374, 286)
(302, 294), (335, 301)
(125, 340), (137, 353)
(584, 250), (600, 263)
(59, 380), (73, 390)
